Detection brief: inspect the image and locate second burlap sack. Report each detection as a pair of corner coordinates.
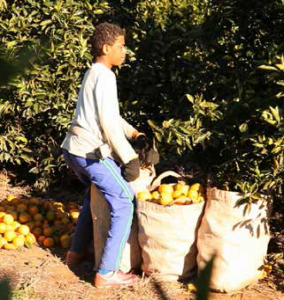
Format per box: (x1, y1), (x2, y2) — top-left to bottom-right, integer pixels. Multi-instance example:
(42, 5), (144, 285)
(197, 187), (271, 293)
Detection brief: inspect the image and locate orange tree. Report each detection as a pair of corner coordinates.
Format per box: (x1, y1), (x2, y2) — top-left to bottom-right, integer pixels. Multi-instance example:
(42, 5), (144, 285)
(141, 0), (284, 206)
(0, 0), (108, 190)
(1, 0), (284, 207)
(0, 0), (208, 190)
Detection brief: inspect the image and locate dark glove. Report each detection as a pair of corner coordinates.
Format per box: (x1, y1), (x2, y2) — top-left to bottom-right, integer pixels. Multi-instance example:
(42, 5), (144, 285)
(121, 157), (140, 182)
(145, 148), (160, 165)
(132, 135), (149, 152)
(131, 135), (160, 166)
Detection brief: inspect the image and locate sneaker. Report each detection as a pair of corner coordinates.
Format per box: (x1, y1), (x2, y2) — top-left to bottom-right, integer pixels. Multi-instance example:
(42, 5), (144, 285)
(94, 270), (139, 288)
(65, 251), (85, 266)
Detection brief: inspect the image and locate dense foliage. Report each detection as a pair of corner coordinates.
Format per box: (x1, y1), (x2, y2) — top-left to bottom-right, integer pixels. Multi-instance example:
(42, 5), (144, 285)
(0, 0), (284, 206)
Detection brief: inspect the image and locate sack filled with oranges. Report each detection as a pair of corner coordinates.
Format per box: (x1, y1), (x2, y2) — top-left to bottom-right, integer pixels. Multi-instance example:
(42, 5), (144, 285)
(136, 171), (205, 281)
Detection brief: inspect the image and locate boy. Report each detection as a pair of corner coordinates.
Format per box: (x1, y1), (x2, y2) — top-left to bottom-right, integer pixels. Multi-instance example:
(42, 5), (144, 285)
(61, 22), (143, 288)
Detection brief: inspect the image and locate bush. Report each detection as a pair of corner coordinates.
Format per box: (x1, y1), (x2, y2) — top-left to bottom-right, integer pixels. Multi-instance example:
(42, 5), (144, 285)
(0, 0), (108, 190)
(1, 0), (284, 206)
(148, 0), (284, 206)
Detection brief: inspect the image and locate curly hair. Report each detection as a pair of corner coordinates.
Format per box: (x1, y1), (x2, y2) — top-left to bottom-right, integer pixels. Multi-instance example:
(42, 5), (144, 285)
(91, 22), (125, 58)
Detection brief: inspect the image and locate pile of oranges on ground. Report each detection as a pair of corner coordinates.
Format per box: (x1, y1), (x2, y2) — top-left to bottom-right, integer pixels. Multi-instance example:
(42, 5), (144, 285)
(0, 195), (80, 250)
(137, 181), (205, 206)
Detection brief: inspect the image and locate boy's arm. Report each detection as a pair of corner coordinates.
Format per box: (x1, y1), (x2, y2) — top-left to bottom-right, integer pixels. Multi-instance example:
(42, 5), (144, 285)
(95, 72), (138, 164)
(120, 117), (140, 140)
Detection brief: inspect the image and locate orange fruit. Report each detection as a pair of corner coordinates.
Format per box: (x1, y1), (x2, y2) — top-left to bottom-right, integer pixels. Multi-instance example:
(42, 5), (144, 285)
(55, 206), (64, 213)
(181, 185), (190, 195)
(1, 200), (8, 206)
(0, 212), (6, 221)
(3, 214), (14, 225)
(172, 190), (183, 199)
(67, 223), (75, 231)
(62, 212), (69, 218)
(188, 189), (199, 201)
(32, 227), (43, 238)
(43, 227), (54, 237)
(42, 221), (50, 229)
(55, 211), (64, 219)
(190, 183), (204, 193)
(26, 221), (35, 230)
(28, 205), (39, 216)
(37, 235), (45, 245)
(137, 191), (152, 201)
(60, 236), (71, 249)
(158, 184), (174, 194)
(174, 183), (184, 191)
(174, 182), (190, 195)
(7, 210), (17, 221)
(11, 221), (21, 230)
(43, 237), (54, 248)
(0, 237), (7, 249)
(6, 194), (15, 202)
(0, 223), (7, 234)
(33, 213), (44, 222)
(43, 202), (53, 211)
(4, 230), (16, 242)
(151, 191), (160, 200)
(3, 243), (16, 250)
(17, 234), (25, 241)
(197, 196), (205, 203)
(34, 220), (42, 227)
(17, 225), (30, 236)
(29, 197), (40, 205)
(21, 198), (30, 206)
(17, 203), (28, 212)
(46, 211), (55, 221)
(160, 192), (173, 206)
(70, 211), (79, 219)
(18, 212), (31, 223)
(11, 198), (20, 206)
(53, 220), (61, 226)
(68, 204), (78, 211)
(25, 233), (36, 244)
(13, 236), (25, 248)
(61, 217), (69, 225)
(6, 224), (14, 231)
(174, 198), (188, 205)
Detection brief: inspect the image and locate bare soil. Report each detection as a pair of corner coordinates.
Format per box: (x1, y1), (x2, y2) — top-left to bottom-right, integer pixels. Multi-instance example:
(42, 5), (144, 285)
(0, 244), (283, 300)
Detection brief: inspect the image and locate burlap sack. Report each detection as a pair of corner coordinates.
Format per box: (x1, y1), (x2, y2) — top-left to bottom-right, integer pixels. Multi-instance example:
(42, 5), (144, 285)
(197, 187), (271, 293)
(137, 200), (204, 281)
(136, 171), (205, 281)
(90, 167), (155, 272)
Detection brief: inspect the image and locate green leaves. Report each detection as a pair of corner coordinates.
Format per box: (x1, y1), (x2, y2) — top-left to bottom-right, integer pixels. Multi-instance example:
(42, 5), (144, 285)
(0, 0), (108, 189)
(0, 0), (284, 199)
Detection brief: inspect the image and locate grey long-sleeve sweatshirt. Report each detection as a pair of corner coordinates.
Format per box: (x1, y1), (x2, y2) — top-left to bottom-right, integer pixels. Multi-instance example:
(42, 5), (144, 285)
(61, 62), (138, 164)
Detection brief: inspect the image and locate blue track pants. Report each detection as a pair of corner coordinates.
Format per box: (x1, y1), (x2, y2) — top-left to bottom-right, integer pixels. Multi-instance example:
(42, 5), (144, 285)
(63, 149), (135, 271)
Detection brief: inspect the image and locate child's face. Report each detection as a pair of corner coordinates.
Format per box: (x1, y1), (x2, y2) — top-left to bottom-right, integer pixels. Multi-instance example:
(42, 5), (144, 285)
(105, 35), (126, 67)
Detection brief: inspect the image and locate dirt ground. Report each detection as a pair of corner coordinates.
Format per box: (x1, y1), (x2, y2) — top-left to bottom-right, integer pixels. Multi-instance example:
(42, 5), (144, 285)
(0, 174), (283, 300)
(0, 244), (283, 300)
